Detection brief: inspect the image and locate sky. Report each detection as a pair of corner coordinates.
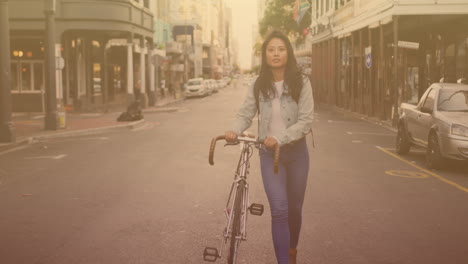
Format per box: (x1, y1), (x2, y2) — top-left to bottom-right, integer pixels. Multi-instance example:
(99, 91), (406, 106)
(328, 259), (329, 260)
(226, 0), (259, 70)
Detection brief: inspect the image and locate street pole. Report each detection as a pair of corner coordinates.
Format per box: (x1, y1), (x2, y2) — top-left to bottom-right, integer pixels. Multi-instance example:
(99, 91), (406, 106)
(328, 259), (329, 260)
(44, 0), (58, 130)
(0, 0), (15, 143)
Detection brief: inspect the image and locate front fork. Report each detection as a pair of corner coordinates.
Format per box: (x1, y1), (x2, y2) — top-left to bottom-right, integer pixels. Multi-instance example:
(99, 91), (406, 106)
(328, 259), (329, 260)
(215, 178), (249, 259)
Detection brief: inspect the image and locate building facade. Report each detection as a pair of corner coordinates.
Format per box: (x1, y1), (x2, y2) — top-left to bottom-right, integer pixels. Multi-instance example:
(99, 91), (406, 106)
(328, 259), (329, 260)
(311, 0), (468, 124)
(8, 0), (155, 112)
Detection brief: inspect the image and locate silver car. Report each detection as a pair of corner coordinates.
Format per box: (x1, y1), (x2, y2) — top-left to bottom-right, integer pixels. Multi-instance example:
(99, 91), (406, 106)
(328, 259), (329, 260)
(397, 83), (468, 168)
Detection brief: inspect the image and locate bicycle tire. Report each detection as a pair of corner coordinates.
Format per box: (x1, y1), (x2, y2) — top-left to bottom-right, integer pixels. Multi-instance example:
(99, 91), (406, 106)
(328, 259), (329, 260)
(227, 181), (244, 264)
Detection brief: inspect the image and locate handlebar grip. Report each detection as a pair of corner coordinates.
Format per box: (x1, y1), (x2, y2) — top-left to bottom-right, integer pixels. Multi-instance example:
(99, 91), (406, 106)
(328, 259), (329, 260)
(273, 144), (280, 174)
(209, 135), (225, 165)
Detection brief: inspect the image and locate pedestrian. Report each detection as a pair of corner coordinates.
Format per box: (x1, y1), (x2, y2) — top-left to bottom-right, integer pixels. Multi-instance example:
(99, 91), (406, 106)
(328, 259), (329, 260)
(225, 30), (314, 264)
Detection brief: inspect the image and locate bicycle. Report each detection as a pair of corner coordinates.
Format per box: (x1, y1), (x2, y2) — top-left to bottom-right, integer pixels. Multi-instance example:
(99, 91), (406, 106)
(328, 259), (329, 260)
(203, 134), (280, 263)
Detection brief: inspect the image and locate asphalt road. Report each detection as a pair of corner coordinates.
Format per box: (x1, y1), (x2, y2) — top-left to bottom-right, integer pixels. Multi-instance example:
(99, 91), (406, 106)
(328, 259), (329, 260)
(1, 79), (467, 264)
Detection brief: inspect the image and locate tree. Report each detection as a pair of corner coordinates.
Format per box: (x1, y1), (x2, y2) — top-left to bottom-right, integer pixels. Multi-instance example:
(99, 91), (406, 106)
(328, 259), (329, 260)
(259, 0), (311, 45)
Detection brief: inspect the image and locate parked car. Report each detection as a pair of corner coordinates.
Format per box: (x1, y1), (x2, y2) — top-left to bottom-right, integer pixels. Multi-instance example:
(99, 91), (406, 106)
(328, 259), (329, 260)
(184, 78), (209, 97)
(206, 79), (219, 93)
(203, 79), (215, 94)
(397, 83), (468, 169)
(216, 79), (225, 89)
(223, 77), (231, 86)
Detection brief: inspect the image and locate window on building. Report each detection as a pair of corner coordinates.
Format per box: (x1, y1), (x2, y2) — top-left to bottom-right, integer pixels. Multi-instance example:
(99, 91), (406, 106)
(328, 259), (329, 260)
(316, 0), (319, 19)
(33, 63), (44, 92)
(321, 0), (324, 16)
(93, 63), (102, 94)
(11, 63), (18, 91)
(456, 38), (467, 81)
(445, 43), (456, 82)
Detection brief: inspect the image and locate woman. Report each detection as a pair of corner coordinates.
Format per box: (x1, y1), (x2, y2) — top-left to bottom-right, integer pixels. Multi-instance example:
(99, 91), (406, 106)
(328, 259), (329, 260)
(225, 30), (314, 264)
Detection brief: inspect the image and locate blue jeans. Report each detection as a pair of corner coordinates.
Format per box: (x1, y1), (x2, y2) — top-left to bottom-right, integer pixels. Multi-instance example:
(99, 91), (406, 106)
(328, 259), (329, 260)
(259, 138), (309, 264)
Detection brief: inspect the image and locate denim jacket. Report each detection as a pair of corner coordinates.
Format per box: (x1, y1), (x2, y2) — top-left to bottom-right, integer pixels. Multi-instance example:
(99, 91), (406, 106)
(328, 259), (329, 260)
(232, 76), (314, 145)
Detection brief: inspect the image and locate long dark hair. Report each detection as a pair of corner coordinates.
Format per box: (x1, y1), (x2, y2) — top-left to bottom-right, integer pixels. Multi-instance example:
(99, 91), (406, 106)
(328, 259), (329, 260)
(254, 30), (303, 103)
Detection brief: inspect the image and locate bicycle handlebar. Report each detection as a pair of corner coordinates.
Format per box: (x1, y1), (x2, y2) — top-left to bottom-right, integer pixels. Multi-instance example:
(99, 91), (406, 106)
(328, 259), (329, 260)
(209, 135), (280, 174)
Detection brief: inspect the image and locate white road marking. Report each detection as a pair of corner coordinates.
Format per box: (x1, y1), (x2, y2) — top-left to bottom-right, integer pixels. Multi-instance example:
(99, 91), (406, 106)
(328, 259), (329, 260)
(177, 108), (190, 113)
(347, 131), (393, 136)
(24, 154), (67, 160)
(79, 113), (102, 117)
(50, 137), (110, 143)
(384, 147), (426, 154)
(352, 140), (363, 143)
(131, 122), (155, 132)
(0, 145), (28, 156)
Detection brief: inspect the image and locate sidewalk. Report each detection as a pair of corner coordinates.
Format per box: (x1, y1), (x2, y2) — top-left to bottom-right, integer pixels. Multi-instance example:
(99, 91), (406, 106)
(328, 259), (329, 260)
(319, 103), (397, 132)
(0, 96), (184, 153)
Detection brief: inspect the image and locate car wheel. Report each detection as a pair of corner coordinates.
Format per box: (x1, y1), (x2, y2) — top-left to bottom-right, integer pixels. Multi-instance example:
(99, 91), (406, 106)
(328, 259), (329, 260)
(396, 124), (411, 154)
(426, 132), (445, 169)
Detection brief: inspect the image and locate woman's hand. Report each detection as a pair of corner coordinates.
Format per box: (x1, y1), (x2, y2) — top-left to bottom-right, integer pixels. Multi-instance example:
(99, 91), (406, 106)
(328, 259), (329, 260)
(264, 136), (278, 149)
(225, 131), (238, 143)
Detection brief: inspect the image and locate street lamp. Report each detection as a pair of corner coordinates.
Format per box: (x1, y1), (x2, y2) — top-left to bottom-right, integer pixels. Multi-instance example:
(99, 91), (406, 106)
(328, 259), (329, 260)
(44, 0), (59, 130)
(0, 0), (15, 142)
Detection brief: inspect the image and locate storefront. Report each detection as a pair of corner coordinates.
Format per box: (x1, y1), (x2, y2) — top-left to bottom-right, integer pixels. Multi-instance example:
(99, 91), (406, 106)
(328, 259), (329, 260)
(312, 14), (468, 124)
(7, 0), (154, 112)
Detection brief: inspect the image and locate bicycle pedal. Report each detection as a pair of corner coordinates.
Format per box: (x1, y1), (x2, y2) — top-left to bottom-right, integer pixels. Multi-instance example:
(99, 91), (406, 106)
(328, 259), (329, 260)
(203, 247), (219, 262)
(249, 203), (264, 216)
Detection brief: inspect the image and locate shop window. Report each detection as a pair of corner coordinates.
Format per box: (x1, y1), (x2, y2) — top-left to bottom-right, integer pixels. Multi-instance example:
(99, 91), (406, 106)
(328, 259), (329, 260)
(405, 67), (419, 105)
(10, 62), (44, 93)
(445, 43), (456, 82)
(113, 65), (122, 92)
(456, 39), (467, 81)
(321, 0), (324, 16)
(33, 63), (44, 92)
(316, 0), (319, 18)
(11, 63), (18, 91)
(93, 63), (102, 94)
(21, 64), (32, 92)
(91, 40), (103, 62)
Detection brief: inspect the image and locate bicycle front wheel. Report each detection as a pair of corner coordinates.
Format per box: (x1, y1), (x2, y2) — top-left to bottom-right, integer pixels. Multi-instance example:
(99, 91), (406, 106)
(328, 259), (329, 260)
(227, 181), (244, 264)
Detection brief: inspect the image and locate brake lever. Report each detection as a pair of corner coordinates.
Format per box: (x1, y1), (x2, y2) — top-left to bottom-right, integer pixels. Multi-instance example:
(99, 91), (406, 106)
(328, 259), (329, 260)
(224, 142), (239, 147)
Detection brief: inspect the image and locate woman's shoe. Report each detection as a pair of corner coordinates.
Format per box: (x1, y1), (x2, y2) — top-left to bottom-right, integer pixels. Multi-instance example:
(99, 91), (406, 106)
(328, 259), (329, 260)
(289, 248), (297, 264)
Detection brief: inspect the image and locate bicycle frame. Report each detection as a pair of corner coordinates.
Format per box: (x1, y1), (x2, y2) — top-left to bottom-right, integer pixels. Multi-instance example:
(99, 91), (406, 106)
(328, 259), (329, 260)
(204, 135), (278, 263)
(218, 140), (252, 258)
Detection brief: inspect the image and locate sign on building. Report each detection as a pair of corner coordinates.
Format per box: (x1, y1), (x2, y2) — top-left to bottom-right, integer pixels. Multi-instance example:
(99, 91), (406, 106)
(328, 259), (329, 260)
(398, 41), (419, 50)
(365, 46), (372, 69)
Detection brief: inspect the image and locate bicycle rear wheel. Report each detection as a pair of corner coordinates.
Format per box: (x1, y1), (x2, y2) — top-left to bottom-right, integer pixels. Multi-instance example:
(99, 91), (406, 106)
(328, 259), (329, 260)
(227, 181), (244, 264)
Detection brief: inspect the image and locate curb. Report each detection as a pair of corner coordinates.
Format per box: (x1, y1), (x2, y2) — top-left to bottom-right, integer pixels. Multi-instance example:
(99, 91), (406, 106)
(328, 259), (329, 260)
(326, 104), (397, 133)
(143, 107), (179, 114)
(31, 119), (146, 140)
(154, 98), (185, 108)
(0, 119), (146, 154)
